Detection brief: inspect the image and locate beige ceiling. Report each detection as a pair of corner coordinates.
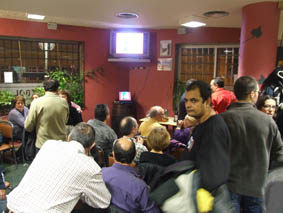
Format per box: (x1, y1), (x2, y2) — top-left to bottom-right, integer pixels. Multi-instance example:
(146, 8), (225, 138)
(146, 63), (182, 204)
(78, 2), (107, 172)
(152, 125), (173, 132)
(0, 0), (282, 39)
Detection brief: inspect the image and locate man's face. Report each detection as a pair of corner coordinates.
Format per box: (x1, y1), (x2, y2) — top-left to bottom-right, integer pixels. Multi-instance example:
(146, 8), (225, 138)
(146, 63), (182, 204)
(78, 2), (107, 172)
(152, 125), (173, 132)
(210, 80), (217, 92)
(156, 109), (164, 122)
(185, 88), (208, 120)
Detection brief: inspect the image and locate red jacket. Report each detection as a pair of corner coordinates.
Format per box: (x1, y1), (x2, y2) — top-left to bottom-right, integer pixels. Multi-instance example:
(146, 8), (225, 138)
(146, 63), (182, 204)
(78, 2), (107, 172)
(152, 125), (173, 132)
(211, 88), (236, 114)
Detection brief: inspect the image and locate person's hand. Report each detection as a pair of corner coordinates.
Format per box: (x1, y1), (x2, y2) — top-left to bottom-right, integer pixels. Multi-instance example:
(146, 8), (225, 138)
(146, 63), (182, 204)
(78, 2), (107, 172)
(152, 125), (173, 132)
(177, 120), (184, 129)
(136, 136), (144, 145)
(0, 189), (6, 200)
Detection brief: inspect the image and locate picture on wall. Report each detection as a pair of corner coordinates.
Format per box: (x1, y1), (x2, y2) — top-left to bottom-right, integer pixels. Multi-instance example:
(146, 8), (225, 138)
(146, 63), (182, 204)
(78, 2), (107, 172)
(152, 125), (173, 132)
(160, 40), (172, 57)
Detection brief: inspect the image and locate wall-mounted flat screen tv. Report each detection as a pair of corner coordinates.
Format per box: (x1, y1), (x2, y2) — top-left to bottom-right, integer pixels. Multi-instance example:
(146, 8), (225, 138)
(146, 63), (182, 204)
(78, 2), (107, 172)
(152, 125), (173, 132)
(109, 31), (150, 62)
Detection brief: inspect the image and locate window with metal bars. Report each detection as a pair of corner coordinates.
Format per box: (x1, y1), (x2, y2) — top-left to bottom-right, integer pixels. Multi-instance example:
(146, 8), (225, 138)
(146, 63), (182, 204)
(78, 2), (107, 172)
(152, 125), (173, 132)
(177, 45), (239, 88)
(0, 37), (83, 83)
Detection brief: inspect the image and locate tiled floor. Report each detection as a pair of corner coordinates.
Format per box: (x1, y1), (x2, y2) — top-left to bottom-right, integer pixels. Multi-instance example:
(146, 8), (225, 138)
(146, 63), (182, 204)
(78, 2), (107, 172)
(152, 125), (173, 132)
(3, 163), (29, 193)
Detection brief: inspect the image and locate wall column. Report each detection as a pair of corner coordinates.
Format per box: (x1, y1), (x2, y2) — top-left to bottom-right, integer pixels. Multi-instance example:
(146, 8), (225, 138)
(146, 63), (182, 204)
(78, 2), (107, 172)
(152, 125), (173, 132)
(238, 2), (280, 81)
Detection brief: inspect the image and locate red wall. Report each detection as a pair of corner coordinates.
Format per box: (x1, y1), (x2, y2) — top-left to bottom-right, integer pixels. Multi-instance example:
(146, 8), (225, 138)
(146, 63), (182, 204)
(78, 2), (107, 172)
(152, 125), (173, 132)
(0, 18), (241, 120)
(129, 28), (241, 118)
(0, 18), (129, 121)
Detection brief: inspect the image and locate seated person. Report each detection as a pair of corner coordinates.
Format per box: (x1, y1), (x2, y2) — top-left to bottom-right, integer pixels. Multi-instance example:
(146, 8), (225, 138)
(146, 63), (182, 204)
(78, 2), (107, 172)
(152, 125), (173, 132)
(114, 116), (148, 164)
(173, 115), (197, 145)
(139, 106), (164, 137)
(138, 127), (176, 189)
(59, 90), (82, 134)
(8, 96), (29, 141)
(102, 138), (160, 213)
(87, 104), (117, 157)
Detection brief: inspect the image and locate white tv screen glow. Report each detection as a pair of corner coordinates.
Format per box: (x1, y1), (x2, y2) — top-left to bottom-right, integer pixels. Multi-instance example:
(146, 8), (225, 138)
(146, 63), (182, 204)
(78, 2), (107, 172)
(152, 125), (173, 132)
(116, 32), (144, 54)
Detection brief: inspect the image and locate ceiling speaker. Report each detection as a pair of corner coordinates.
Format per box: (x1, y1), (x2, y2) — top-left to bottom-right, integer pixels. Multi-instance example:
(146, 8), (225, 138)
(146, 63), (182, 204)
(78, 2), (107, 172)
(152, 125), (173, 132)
(48, 23), (57, 30)
(177, 27), (186, 35)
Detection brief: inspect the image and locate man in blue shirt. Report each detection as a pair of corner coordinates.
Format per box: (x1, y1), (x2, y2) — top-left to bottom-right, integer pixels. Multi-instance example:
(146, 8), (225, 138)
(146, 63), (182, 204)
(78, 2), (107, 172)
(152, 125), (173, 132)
(102, 138), (159, 213)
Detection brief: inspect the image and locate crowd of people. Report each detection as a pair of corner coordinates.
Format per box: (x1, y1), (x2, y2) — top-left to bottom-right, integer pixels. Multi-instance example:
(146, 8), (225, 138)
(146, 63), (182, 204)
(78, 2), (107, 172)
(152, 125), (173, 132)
(0, 74), (282, 212)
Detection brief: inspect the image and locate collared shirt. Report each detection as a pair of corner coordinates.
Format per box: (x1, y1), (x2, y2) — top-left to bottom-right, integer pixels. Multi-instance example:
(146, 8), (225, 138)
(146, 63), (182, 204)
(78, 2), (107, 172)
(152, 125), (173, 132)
(114, 137), (148, 163)
(87, 119), (117, 156)
(25, 92), (69, 148)
(102, 163), (159, 213)
(139, 118), (162, 137)
(7, 140), (111, 212)
(211, 88), (236, 114)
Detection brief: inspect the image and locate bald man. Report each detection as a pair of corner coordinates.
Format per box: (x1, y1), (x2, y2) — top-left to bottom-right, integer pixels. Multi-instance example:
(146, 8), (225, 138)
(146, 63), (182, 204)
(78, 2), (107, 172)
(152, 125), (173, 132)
(139, 106), (164, 137)
(102, 138), (159, 212)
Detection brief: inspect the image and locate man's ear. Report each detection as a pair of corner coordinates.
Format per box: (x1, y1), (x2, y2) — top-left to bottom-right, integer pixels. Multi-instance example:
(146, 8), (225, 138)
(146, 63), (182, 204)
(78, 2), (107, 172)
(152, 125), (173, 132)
(89, 142), (96, 151)
(67, 135), (71, 142)
(205, 98), (211, 107)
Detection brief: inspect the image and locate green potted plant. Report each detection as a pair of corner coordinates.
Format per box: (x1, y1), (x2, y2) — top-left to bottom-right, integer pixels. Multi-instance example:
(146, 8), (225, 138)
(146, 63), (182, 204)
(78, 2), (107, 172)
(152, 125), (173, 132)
(0, 90), (16, 116)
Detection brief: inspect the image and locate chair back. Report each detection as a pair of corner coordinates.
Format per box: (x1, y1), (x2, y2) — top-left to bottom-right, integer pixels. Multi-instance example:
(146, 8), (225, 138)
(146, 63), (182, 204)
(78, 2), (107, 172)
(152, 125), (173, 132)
(0, 120), (13, 139)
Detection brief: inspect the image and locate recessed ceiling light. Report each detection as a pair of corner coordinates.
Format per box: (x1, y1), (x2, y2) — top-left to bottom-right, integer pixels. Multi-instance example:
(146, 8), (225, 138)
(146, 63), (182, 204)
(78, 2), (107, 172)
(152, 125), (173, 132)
(27, 13), (45, 20)
(203, 11), (229, 18)
(182, 21), (206, 28)
(116, 12), (139, 19)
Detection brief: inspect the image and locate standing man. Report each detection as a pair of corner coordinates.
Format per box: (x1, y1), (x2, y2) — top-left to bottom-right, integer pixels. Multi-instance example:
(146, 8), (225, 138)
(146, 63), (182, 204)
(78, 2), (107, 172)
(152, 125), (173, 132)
(87, 104), (117, 157)
(139, 106), (164, 137)
(221, 76), (283, 212)
(102, 138), (159, 212)
(210, 77), (236, 114)
(25, 79), (69, 150)
(181, 80), (231, 192)
(7, 123), (111, 212)
(118, 116), (148, 163)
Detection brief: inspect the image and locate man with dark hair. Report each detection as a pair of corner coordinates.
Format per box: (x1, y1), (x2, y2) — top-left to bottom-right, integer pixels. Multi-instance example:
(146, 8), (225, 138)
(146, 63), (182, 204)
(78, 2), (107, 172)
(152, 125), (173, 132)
(87, 104), (117, 157)
(7, 123), (111, 212)
(139, 106), (164, 137)
(221, 76), (283, 212)
(102, 138), (159, 212)
(181, 80), (231, 193)
(116, 116), (147, 163)
(25, 79), (69, 149)
(178, 79), (196, 120)
(210, 77), (236, 114)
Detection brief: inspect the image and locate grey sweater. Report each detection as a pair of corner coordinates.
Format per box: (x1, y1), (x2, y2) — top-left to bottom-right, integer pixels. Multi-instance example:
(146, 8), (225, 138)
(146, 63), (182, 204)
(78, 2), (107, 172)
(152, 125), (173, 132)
(221, 102), (283, 198)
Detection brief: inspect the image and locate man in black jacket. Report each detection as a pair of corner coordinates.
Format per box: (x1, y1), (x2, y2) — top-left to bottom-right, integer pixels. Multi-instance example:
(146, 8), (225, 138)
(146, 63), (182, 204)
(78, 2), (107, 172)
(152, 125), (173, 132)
(181, 80), (231, 192)
(221, 76), (283, 213)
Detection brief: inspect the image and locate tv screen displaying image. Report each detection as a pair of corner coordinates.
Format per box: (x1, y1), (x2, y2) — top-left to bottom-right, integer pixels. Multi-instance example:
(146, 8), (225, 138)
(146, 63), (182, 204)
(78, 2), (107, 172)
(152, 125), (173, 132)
(109, 31), (150, 59)
(116, 32), (144, 55)
(119, 91), (131, 101)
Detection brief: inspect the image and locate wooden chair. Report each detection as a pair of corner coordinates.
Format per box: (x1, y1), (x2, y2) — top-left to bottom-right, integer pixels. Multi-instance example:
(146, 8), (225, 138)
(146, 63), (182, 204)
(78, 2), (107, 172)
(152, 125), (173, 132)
(0, 120), (21, 164)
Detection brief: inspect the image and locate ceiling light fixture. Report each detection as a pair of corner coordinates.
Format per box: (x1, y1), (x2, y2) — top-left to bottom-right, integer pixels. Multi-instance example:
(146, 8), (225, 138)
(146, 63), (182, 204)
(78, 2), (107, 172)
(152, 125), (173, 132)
(27, 13), (45, 20)
(179, 16), (206, 28)
(203, 11), (229, 18)
(182, 21), (206, 28)
(116, 12), (139, 19)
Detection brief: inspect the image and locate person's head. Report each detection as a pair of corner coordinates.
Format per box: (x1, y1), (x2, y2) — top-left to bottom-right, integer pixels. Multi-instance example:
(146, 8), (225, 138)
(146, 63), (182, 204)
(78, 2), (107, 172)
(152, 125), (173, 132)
(69, 122), (96, 151)
(234, 76), (259, 103)
(183, 115), (198, 128)
(113, 137), (136, 164)
(185, 80), (212, 121)
(120, 116), (138, 136)
(94, 104), (109, 122)
(148, 106), (164, 122)
(31, 93), (40, 101)
(13, 96), (25, 112)
(43, 79), (59, 92)
(210, 77), (224, 92)
(256, 95), (277, 117)
(147, 126), (170, 152)
(59, 90), (71, 105)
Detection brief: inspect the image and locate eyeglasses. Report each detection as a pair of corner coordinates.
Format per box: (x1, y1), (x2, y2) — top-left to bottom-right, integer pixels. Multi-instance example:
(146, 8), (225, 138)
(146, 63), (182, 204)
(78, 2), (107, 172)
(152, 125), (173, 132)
(263, 105), (276, 109)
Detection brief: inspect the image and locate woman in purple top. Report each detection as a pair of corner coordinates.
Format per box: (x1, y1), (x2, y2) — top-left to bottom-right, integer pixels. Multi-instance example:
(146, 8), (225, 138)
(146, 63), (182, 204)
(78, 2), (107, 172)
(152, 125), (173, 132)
(8, 96), (29, 141)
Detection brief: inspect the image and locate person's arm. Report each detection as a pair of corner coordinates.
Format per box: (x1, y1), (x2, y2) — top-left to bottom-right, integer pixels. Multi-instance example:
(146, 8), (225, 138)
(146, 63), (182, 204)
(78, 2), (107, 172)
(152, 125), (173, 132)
(24, 104), (37, 132)
(270, 121), (283, 163)
(0, 170), (6, 201)
(139, 186), (160, 213)
(9, 109), (26, 128)
(82, 172), (111, 209)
